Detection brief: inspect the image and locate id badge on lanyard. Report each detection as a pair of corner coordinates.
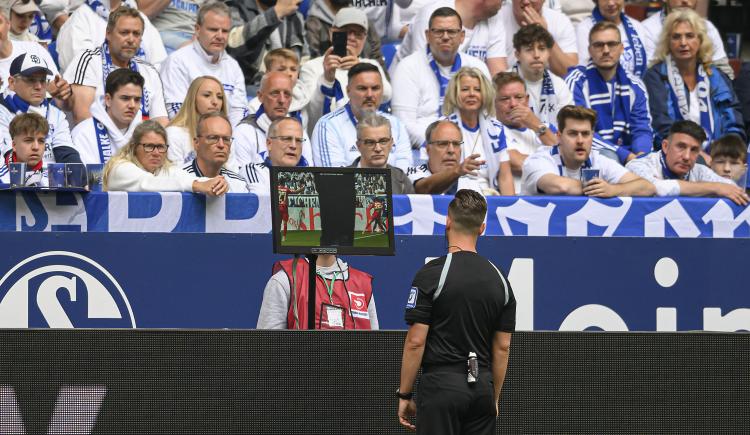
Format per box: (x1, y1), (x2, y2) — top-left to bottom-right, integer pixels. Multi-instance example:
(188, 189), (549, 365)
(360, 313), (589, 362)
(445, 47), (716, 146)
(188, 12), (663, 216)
(318, 272), (346, 330)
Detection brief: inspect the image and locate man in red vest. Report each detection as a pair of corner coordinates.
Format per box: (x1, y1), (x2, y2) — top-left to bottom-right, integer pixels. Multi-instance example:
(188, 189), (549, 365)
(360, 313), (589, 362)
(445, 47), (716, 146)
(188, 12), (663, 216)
(257, 254), (378, 329)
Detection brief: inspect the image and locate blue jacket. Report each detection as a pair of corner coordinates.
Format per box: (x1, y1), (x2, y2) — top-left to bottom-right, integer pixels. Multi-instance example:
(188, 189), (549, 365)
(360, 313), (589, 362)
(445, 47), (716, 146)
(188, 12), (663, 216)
(643, 62), (746, 149)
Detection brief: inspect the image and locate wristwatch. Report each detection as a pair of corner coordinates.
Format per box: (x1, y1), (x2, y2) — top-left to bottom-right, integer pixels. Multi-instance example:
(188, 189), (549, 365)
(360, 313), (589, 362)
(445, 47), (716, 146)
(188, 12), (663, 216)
(396, 388), (413, 400)
(535, 124), (548, 137)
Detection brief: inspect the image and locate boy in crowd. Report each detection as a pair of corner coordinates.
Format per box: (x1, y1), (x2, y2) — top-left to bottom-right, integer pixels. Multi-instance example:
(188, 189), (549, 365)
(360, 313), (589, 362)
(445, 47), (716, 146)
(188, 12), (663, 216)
(710, 135), (748, 187)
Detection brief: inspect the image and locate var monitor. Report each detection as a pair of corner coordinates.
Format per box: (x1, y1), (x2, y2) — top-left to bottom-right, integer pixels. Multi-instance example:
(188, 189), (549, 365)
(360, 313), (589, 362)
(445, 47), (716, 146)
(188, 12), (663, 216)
(269, 167), (395, 256)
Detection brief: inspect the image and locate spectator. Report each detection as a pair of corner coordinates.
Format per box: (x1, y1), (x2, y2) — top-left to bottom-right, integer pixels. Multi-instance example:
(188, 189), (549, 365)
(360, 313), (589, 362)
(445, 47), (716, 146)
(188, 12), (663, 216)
(306, 0), (384, 68)
(247, 48), (309, 130)
(496, 0), (577, 78)
(182, 112), (246, 192)
(240, 116), (308, 194)
(311, 62), (410, 170)
(641, 0), (733, 79)
(643, 8), (745, 154)
(575, 0), (649, 77)
(6, 0), (41, 42)
(136, 0), (201, 52)
(103, 119), (228, 193)
(233, 71), (312, 167)
(64, 6), (167, 126)
(224, 0), (308, 88)
(709, 134), (748, 187)
(167, 75), (228, 166)
(392, 0), (507, 77)
(160, 2), (248, 127)
(407, 119), (483, 195)
(56, 0), (166, 71)
(566, 21), (653, 164)
(298, 8), (391, 133)
(0, 53), (79, 165)
(493, 72), (557, 193)
(72, 69), (145, 164)
(0, 8), (60, 91)
(442, 67), (514, 195)
(626, 120), (747, 205)
(521, 105), (654, 196)
(0, 112), (49, 186)
(510, 24), (572, 130)
(349, 112), (414, 194)
(37, 0), (69, 35)
(391, 7), (489, 149)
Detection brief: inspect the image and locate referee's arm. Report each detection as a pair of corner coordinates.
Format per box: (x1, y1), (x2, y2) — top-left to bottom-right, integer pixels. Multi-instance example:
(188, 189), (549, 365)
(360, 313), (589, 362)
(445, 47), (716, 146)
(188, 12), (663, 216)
(398, 322), (428, 431)
(492, 331), (512, 414)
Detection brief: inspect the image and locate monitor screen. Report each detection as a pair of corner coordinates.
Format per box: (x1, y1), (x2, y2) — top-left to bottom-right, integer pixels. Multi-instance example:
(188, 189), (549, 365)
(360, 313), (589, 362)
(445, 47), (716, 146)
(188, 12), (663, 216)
(270, 167), (395, 256)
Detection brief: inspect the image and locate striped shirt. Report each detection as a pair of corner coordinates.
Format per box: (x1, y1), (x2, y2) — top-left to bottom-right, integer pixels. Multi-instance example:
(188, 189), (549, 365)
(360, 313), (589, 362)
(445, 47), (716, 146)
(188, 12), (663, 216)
(182, 159), (247, 193)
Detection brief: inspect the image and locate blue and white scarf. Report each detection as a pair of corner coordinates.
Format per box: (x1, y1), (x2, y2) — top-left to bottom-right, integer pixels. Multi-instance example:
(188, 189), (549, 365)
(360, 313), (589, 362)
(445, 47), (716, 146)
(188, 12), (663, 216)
(512, 64), (557, 126)
(320, 80), (345, 116)
(427, 47), (461, 116)
(591, 7), (646, 77)
(29, 14), (52, 41)
(446, 110), (507, 190)
(101, 41), (149, 118)
(584, 62), (633, 147)
(0, 92), (53, 161)
(665, 55), (714, 146)
(93, 118), (114, 164)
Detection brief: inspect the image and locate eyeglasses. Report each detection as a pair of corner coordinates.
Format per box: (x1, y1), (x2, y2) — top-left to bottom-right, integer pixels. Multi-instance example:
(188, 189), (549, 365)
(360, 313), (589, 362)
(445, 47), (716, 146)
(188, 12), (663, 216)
(359, 137), (392, 148)
(198, 134), (233, 145)
(590, 41), (621, 50)
(16, 75), (49, 85)
(429, 28), (462, 38)
(139, 143), (169, 153)
(428, 140), (463, 148)
(270, 135), (305, 145)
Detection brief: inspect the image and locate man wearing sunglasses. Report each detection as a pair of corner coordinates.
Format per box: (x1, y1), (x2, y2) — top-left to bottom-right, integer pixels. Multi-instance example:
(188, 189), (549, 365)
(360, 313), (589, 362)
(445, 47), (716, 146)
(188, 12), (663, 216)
(183, 112), (247, 192)
(349, 112), (414, 194)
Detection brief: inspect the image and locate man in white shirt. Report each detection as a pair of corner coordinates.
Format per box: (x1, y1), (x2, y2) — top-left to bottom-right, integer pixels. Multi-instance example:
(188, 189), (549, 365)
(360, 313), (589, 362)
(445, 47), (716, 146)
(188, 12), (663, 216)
(298, 7), (391, 134)
(493, 72), (557, 193)
(641, 0), (732, 79)
(240, 116), (308, 194)
(182, 112), (246, 192)
(160, 2), (248, 126)
(0, 53), (80, 165)
(391, 7), (490, 148)
(626, 120), (748, 205)
(510, 24), (572, 130)
(56, 0), (167, 71)
(311, 62), (411, 170)
(136, 0), (202, 52)
(391, 0), (507, 77)
(72, 68), (144, 163)
(575, 0), (649, 77)
(521, 105), (654, 196)
(497, 0), (577, 78)
(233, 71), (312, 167)
(407, 119), (486, 195)
(64, 6), (168, 126)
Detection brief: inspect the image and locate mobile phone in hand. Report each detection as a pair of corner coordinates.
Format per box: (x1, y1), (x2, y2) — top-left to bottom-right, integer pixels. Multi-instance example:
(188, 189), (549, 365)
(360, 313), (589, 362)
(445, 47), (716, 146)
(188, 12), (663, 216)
(332, 31), (347, 57)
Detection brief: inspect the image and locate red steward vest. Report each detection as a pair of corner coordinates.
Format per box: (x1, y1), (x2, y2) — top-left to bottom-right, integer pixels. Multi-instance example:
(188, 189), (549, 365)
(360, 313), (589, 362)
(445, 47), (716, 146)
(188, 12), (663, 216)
(273, 258), (374, 330)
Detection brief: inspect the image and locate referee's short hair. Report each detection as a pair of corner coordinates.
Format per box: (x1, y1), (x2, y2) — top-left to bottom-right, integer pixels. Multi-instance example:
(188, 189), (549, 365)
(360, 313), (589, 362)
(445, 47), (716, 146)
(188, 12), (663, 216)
(448, 189), (486, 234)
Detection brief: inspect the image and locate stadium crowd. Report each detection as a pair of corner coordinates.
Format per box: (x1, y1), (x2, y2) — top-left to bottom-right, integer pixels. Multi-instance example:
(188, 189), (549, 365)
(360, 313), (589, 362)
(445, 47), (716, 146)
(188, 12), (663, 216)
(0, 0), (748, 205)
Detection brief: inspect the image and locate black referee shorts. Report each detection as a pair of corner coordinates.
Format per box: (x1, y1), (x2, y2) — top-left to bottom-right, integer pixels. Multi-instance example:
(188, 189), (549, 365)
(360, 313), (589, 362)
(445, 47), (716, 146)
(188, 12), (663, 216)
(416, 370), (496, 435)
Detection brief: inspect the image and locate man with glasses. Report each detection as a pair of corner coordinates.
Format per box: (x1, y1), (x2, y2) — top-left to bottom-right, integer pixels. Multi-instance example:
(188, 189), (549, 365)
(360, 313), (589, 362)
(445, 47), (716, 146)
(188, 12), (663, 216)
(241, 116), (309, 195)
(0, 53), (80, 166)
(233, 71), (312, 168)
(298, 8), (392, 132)
(565, 21), (653, 165)
(407, 119), (485, 194)
(392, 7), (490, 150)
(349, 112), (414, 194)
(72, 69), (144, 164)
(183, 112), (246, 192)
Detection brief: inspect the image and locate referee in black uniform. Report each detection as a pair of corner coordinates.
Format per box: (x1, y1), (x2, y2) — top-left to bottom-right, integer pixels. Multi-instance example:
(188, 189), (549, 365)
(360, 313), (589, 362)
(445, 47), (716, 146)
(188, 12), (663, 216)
(397, 189), (516, 434)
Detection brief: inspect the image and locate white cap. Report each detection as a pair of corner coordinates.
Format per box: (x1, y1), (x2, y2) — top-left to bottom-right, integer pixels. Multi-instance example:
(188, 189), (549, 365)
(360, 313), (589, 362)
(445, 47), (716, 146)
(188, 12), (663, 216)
(333, 8), (368, 32)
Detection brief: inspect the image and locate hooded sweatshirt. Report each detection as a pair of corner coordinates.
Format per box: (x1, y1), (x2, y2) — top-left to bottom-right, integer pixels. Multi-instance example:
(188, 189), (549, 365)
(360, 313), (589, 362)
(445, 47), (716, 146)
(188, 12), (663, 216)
(72, 96), (140, 164)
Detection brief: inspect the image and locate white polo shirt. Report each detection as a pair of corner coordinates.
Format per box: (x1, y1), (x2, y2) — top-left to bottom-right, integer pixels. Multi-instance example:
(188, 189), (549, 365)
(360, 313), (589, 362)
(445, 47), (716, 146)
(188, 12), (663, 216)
(575, 16), (650, 76)
(521, 147), (629, 195)
(64, 46), (168, 119)
(625, 150), (732, 197)
(392, 50), (489, 147)
(160, 40), (248, 127)
(497, 6), (577, 68)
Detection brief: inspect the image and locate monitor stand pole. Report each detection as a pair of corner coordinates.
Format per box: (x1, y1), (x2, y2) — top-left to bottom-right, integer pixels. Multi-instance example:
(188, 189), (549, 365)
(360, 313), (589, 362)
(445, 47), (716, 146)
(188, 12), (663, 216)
(306, 254), (317, 330)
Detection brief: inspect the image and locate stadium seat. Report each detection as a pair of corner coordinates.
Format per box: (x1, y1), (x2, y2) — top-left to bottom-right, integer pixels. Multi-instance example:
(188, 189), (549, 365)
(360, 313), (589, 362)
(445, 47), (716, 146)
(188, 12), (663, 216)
(382, 42), (400, 71)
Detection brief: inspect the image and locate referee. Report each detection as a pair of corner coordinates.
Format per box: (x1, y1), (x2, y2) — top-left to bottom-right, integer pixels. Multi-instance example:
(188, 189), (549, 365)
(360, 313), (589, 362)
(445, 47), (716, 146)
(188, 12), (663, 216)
(397, 189), (516, 434)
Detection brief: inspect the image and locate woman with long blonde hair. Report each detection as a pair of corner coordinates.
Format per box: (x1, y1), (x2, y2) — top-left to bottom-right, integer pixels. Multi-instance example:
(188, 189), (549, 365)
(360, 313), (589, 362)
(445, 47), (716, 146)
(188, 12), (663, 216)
(167, 76), (228, 166)
(442, 67), (514, 195)
(104, 120), (228, 194)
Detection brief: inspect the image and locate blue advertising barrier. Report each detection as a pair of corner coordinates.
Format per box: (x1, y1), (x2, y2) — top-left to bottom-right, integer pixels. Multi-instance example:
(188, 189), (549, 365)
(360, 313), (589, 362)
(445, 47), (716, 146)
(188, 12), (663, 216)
(0, 192), (748, 331)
